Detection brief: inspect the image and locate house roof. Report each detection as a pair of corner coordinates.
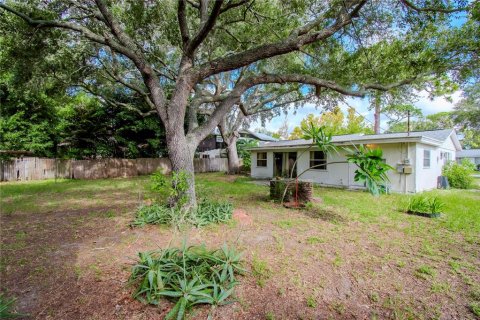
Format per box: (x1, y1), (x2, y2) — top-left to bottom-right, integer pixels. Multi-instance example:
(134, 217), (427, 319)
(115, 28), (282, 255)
(241, 130), (278, 142)
(456, 149), (480, 158)
(211, 128), (278, 142)
(249, 129), (462, 151)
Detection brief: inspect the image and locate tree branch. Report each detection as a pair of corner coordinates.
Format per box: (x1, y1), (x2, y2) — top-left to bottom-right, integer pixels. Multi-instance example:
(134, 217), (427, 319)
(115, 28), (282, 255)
(186, 0), (224, 56)
(188, 70), (421, 144)
(178, 0), (190, 46)
(77, 83), (156, 117)
(400, 0), (469, 13)
(220, 0), (251, 14)
(196, 0), (367, 79)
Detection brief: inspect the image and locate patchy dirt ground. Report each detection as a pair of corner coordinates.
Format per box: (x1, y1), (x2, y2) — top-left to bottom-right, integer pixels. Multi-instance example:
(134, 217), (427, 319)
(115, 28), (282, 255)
(1, 174), (479, 319)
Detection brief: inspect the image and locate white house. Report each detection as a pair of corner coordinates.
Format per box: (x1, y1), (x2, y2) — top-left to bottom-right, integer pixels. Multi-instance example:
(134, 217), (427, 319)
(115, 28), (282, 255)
(249, 129), (462, 193)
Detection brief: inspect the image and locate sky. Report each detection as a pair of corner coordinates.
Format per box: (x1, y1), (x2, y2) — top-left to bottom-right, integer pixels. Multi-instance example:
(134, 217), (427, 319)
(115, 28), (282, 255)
(250, 90), (463, 135)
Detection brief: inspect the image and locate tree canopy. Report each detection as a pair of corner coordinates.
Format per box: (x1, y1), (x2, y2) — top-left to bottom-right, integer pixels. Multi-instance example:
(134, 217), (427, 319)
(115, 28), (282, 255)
(289, 106), (373, 139)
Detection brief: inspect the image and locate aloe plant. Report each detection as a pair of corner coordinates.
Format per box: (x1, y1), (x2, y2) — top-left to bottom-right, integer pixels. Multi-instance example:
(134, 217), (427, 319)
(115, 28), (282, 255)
(129, 244), (244, 319)
(132, 199), (233, 227)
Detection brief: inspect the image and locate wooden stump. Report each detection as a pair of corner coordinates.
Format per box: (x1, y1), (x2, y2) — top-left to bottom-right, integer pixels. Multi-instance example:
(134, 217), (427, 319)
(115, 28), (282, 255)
(270, 179), (313, 203)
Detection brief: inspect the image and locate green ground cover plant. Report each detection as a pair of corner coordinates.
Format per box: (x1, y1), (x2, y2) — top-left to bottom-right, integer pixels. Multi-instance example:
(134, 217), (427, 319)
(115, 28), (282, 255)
(132, 200), (233, 227)
(129, 243), (244, 319)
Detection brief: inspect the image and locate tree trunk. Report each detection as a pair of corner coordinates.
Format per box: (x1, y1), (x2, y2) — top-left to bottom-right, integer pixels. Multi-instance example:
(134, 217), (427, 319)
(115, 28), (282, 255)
(165, 126), (197, 209)
(226, 136), (240, 174)
(374, 93), (381, 134)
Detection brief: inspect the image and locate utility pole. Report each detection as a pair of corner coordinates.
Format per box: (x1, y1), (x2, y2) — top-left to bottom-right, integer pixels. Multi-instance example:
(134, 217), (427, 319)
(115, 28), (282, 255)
(407, 110), (410, 136)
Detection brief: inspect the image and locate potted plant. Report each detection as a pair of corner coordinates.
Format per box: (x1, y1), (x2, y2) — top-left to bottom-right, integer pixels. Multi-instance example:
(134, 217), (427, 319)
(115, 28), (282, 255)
(405, 195), (444, 218)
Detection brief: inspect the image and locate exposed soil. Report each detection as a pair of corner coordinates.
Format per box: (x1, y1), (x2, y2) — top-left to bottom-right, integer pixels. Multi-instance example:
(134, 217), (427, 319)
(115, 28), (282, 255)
(1, 175), (479, 320)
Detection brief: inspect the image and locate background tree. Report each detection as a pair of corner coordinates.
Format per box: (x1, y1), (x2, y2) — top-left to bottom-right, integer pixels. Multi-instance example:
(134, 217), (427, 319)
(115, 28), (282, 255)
(289, 106), (373, 139)
(1, 0), (477, 208)
(454, 84), (480, 148)
(386, 111), (455, 133)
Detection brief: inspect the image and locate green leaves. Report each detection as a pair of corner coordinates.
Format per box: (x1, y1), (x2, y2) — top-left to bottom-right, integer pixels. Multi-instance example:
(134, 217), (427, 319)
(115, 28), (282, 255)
(132, 199), (233, 228)
(0, 294), (25, 318)
(346, 145), (393, 196)
(302, 121), (338, 155)
(406, 195), (445, 214)
(442, 161), (475, 189)
(129, 244), (244, 319)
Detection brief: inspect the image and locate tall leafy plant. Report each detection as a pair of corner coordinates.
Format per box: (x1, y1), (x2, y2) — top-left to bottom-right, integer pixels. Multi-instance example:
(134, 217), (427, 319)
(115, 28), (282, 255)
(346, 145), (394, 196)
(236, 138), (258, 171)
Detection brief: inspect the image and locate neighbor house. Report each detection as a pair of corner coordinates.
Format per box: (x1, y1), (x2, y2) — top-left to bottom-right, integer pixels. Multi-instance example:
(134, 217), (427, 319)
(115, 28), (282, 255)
(197, 129), (278, 158)
(249, 129), (461, 193)
(456, 149), (480, 168)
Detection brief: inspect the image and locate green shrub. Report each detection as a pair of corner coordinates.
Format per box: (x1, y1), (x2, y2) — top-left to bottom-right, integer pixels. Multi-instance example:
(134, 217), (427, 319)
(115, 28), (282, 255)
(132, 200), (233, 227)
(406, 195), (444, 214)
(129, 244), (244, 319)
(237, 138), (258, 171)
(461, 158), (477, 172)
(442, 161), (474, 189)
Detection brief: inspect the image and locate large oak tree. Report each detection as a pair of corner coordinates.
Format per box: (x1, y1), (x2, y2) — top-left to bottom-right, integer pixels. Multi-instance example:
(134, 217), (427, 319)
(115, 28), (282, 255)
(1, 0), (477, 208)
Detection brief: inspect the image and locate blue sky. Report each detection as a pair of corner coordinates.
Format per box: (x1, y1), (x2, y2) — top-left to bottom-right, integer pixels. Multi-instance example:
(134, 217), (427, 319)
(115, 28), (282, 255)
(251, 90), (462, 134)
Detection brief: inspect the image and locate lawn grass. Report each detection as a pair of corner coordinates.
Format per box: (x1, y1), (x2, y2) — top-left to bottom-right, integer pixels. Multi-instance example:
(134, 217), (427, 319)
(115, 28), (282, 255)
(1, 172), (479, 319)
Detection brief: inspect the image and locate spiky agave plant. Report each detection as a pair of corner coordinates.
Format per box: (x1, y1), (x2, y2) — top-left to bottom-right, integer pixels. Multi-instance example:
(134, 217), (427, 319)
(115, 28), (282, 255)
(129, 244), (244, 319)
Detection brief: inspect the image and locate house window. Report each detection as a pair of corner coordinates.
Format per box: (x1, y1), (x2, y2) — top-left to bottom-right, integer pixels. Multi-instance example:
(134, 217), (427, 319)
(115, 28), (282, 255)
(257, 152), (267, 167)
(310, 151), (327, 170)
(445, 152), (451, 162)
(423, 150), (431, 168)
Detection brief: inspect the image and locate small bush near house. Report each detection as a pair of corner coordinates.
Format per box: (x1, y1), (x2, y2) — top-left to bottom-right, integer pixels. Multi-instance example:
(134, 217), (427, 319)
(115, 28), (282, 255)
(236, 138), (258, 171)
(129, 244), (244, 319)
(442, 161), (474, 189)
(461, 158), (477, 172)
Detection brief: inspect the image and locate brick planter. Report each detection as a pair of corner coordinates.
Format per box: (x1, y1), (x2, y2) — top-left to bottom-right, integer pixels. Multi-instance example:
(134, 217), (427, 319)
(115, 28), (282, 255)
(270, 179), (313, 203)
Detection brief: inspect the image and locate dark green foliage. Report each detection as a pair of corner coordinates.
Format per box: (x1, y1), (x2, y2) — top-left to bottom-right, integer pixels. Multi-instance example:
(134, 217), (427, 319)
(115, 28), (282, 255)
(0, 294), (24, 318)
(236, 138), (258, 171)
(406, 195), (444, 214)
(442, 161), (474, 189)
(347, 146), (394, 196)
(129, 244), (244, 319)
(132, 200), (233, 227)
(57, 94), (167, 159)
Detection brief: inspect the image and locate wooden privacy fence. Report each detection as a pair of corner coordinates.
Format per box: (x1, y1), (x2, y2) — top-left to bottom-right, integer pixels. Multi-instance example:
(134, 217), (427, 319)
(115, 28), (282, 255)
(0, 157), (229, 182)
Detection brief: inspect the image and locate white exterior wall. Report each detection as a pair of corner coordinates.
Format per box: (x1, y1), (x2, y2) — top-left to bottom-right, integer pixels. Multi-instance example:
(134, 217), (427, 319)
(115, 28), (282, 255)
(250, 137), (458, 193)
(415, 137), (457, 192)
(296, 143), (416, 193)
(251, 151), (274, 179)
(251, 143), (416, 193)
